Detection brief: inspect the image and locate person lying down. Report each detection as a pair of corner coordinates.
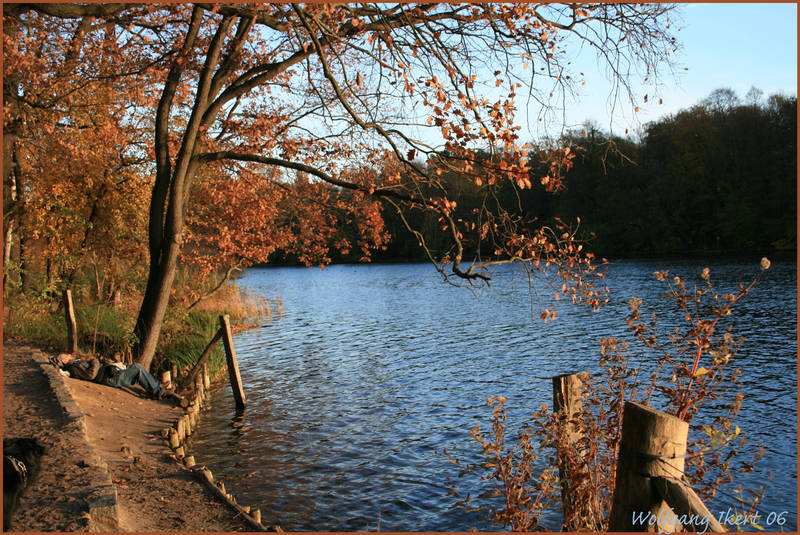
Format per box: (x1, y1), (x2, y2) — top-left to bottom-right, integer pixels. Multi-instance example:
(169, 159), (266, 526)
(54, 354), (184, 404)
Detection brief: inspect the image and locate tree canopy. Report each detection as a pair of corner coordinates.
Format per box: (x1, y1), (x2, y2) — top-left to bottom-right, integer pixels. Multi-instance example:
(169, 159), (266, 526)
(4, 3), (680, 369)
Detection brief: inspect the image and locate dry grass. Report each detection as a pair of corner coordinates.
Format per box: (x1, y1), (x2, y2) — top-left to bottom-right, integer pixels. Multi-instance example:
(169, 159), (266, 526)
(188, 281), (282, 325)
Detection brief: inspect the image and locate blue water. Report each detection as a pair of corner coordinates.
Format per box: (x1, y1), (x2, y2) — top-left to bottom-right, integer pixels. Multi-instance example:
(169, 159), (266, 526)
(188, 259), (796, 531)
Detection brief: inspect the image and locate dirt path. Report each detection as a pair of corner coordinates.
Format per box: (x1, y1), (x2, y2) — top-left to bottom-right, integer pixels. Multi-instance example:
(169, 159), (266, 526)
(3, 340), (254, 532)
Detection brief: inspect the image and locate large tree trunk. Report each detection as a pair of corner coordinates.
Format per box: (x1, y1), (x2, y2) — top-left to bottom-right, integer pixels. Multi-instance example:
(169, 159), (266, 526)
(5, 146), (29, 294)
(132, 8), (244, 371)
(4, 14), (22, 295)
(3, 220), (13, 293)
(131, 8), (206, 371)
(133, 233), (181, 371)
(3, 145), (17, 294)
(132, 154), (204, 371)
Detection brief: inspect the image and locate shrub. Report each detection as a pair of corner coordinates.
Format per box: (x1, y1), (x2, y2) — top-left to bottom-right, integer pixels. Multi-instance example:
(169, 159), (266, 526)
(449, 259), (770, 531)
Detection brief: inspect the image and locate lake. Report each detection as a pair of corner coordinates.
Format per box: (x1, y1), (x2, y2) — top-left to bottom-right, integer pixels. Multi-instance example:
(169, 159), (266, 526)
(188, 259), (796, 531)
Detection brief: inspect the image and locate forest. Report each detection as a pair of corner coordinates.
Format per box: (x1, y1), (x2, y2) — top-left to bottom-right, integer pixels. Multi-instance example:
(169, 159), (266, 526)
(371, 88), (797, 262)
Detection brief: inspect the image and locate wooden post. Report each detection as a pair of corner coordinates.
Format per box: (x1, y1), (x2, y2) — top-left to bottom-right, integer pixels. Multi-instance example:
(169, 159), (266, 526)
(197, 373), (205, 397)
(168, 429), (180, 450)
(652, 476), (725, 532)
(195, 374), (205, 407)
(63, 289), (78, 354)
(219, 315), (246, 411)
(552, 372), (586, 530)
(202, 362), (211, 390)
(609, 401), (689, 532)
(175, 417), (186, 443)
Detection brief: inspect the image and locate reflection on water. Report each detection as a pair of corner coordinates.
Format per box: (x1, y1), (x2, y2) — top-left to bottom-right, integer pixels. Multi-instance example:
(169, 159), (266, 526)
(189, 259), (796, 531)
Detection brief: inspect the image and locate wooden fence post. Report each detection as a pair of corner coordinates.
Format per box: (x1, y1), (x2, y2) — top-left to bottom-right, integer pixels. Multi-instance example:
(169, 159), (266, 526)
(219, 314), (246, 411)
(552, 372), (586, 530)
(195, 373), (205, 407)
(161, 370), (172, 389)
(63, 289), (78, 354)
(609, 401), (688, 532)
(202, 362), (211, 390)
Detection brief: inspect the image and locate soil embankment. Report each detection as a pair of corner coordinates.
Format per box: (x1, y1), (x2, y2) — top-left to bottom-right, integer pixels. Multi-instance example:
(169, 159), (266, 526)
(3, 340), (253, 531)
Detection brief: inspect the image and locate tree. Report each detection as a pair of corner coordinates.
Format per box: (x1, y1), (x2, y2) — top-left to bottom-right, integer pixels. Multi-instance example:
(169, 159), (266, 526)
(3, 5), (156, 295)
(7, 4), (678, 370)
(636, 89), (796, 253)
(182, 165), (390, 308)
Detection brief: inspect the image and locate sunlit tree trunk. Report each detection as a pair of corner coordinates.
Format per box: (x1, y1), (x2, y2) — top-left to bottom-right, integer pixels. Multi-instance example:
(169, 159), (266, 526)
(132, 7), (210, 370)
(133, 233), (182, 370)
(3, 14), (22, 295)
(3, 144), (17, 294)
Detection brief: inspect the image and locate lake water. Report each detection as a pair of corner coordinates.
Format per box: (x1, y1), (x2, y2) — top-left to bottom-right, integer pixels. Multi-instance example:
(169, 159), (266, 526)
(188, 259), (796, 531)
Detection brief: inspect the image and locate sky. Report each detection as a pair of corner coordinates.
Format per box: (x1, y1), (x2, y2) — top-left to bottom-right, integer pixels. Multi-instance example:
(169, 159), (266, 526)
(532, 2), (798, 139)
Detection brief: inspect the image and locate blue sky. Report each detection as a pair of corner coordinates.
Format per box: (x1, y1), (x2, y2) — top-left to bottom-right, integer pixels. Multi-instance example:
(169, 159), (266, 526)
(540, 2), (798, 138)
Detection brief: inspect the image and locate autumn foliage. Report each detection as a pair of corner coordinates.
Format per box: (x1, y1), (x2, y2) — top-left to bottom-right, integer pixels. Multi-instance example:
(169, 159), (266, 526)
(449, 262), (770, 531)
(4, 3), (678, 368)
(182, 165), (390, 306)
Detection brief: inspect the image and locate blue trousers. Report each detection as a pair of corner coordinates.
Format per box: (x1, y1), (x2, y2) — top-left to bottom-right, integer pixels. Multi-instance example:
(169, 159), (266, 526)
(104, 363), (165, 398)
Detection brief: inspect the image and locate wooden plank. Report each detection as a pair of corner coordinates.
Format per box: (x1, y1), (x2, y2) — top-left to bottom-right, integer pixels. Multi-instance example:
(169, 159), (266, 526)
(63, 289), (78, 354)
(653, 476), (725, 532)
(192, 467), (269, 531)
(219, 314), (246, 411)
(609, 401), (689, 532)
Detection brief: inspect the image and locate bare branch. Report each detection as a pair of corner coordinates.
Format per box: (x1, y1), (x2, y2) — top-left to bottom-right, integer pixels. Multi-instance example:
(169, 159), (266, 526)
(4, 3), (135, 19)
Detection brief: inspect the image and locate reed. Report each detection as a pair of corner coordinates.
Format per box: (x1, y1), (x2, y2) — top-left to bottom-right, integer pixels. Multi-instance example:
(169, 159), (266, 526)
(4, 269), (280, 379)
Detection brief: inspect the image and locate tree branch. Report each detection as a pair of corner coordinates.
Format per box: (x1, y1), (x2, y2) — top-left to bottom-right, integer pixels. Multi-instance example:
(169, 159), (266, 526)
(3, 3), (135, 19)
(186, 261), (244, 311)
(151, 5), (203, 265)
(195, 151), (422, 205)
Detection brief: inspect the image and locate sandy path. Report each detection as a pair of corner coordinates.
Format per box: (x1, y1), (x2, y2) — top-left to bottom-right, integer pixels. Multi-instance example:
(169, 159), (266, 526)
(3, 340), (254, 531)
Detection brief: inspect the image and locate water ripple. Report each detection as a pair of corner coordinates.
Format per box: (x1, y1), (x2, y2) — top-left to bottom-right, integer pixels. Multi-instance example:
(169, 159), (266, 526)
(190, 260), (796, 531)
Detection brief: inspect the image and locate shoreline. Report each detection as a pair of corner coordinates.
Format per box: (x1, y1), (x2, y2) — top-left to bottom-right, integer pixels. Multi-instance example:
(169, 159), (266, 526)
(2, 339), (260, 532)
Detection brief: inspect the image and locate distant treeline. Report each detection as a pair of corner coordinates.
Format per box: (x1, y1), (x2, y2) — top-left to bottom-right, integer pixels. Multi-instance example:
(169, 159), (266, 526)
(372, 88), (796, 262)
(268, 88), (797, 267)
